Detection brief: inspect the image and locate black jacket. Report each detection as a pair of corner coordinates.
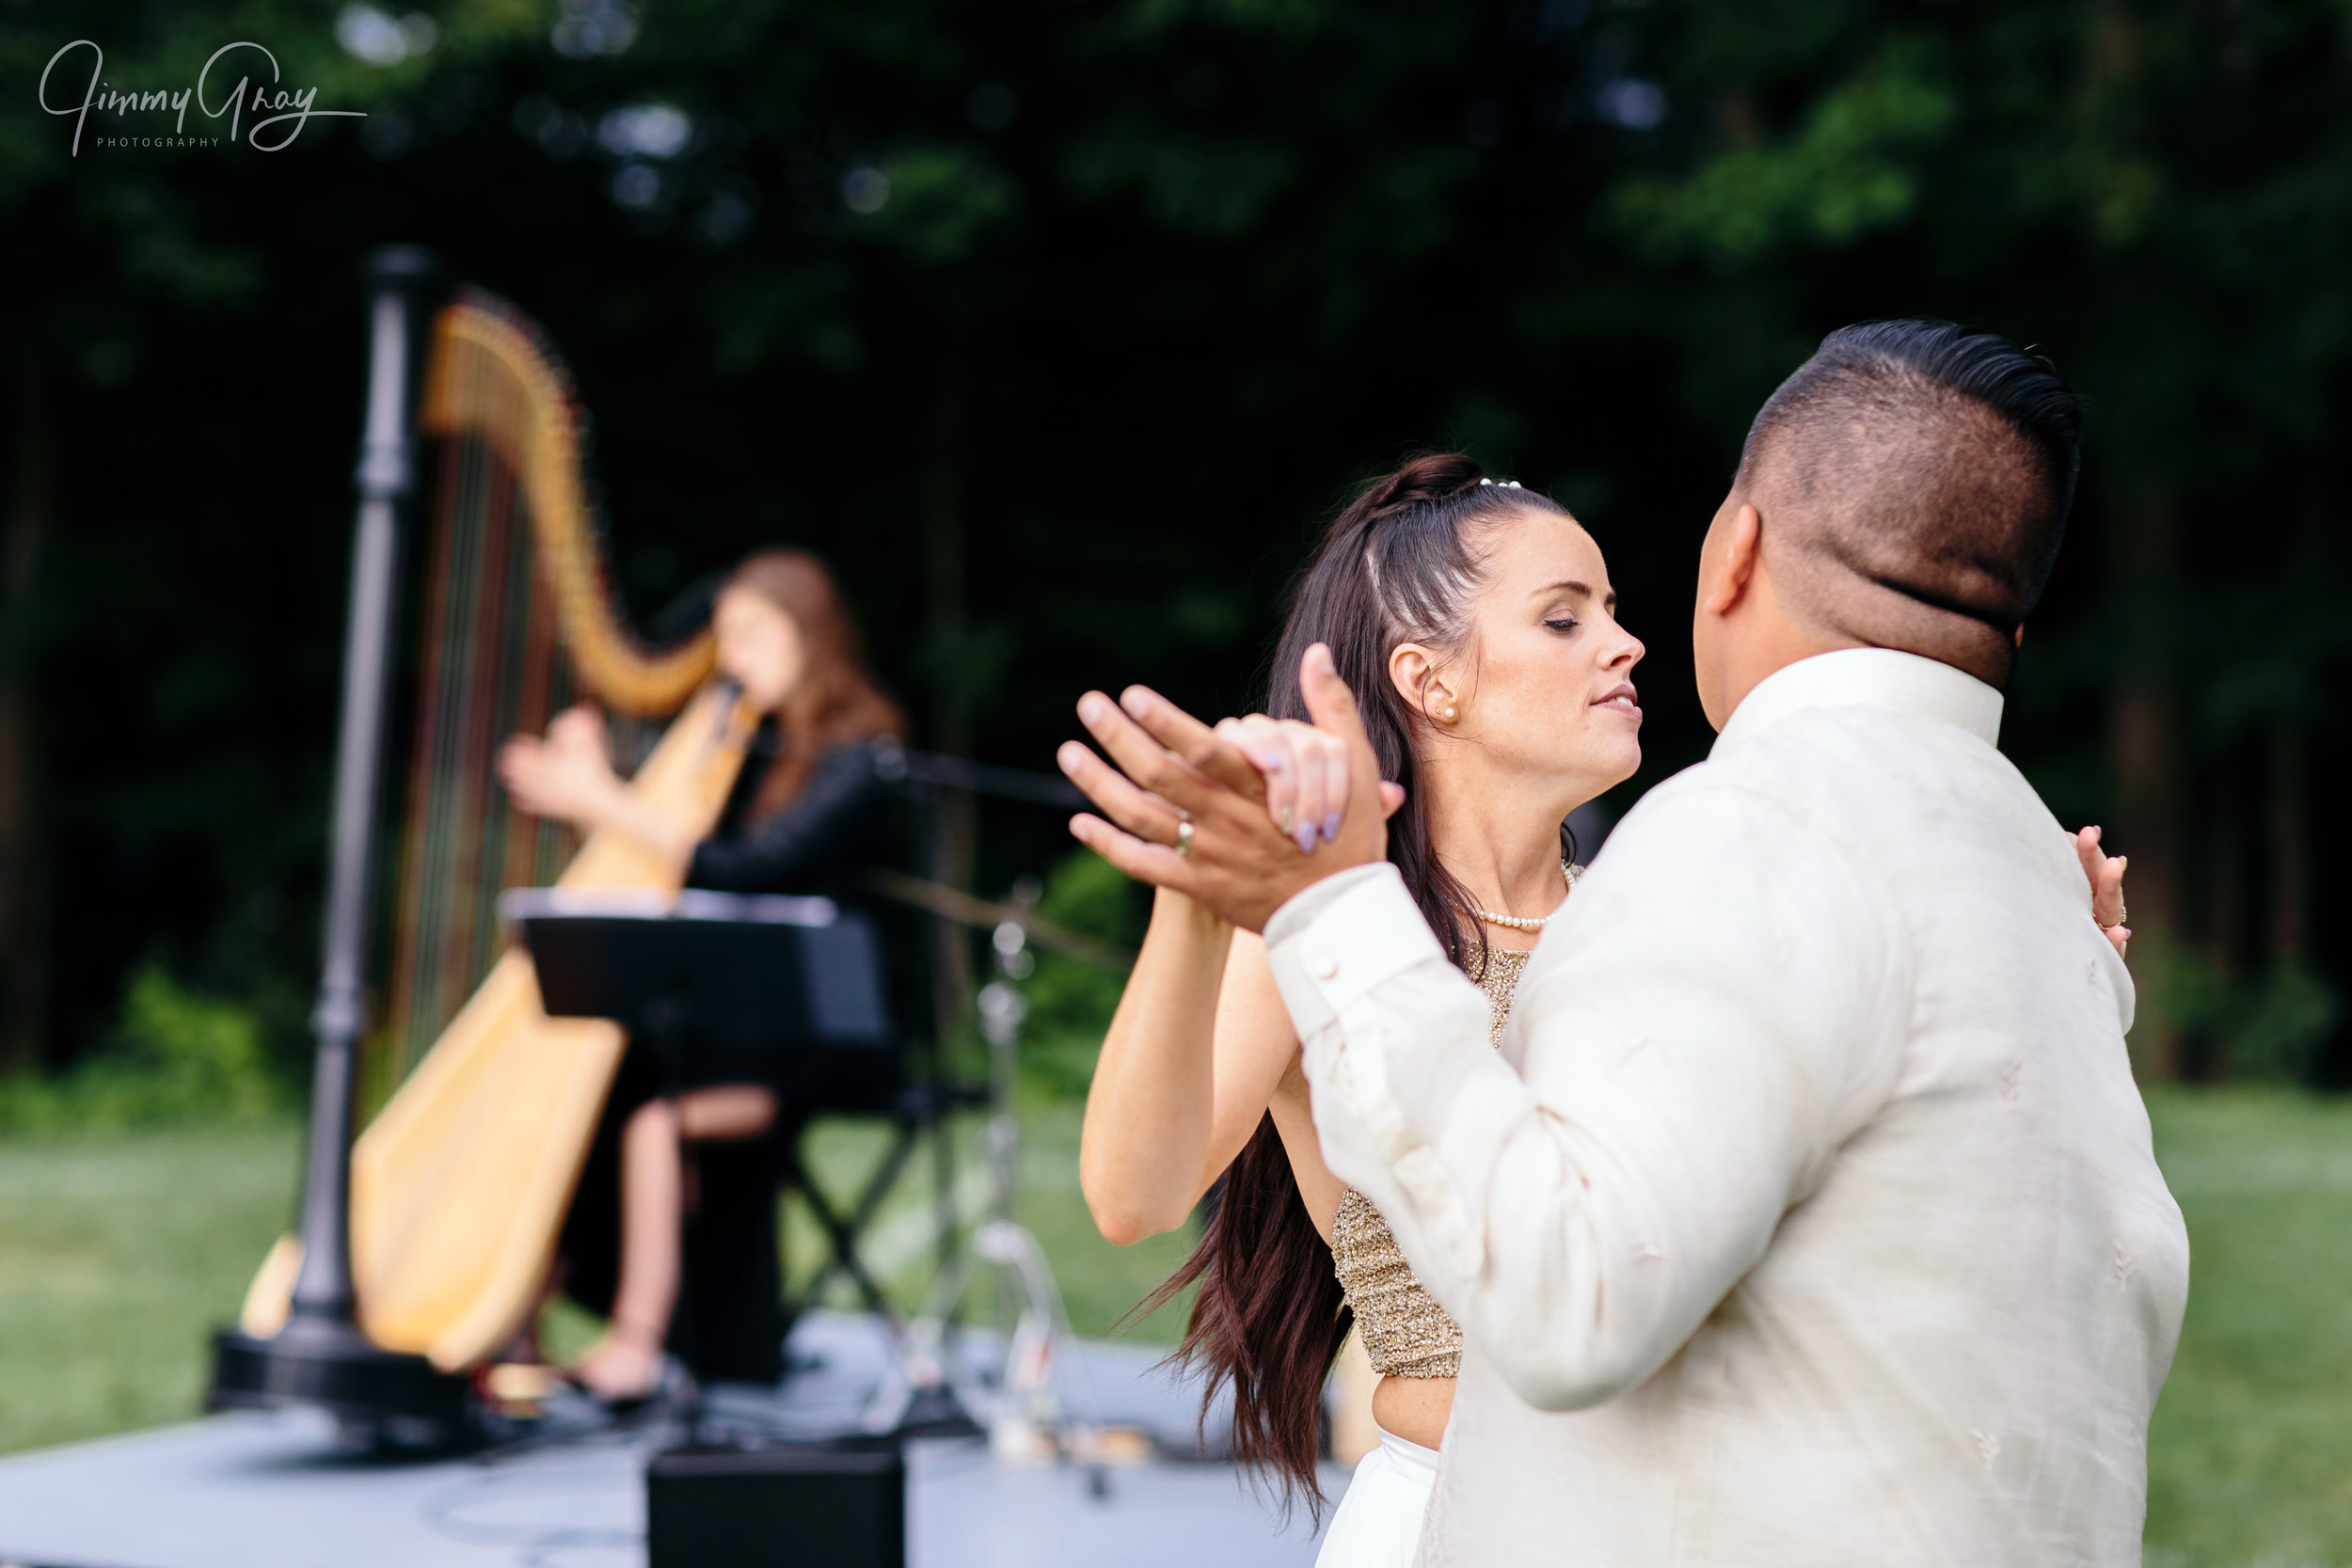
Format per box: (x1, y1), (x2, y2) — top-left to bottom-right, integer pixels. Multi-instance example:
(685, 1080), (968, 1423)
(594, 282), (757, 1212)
(684, 728), (904, 895)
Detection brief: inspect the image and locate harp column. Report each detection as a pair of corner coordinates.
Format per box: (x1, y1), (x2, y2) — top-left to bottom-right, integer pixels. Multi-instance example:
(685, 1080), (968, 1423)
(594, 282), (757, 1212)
(286, 244), (441, 1331)
(212, 245), (472, 1447)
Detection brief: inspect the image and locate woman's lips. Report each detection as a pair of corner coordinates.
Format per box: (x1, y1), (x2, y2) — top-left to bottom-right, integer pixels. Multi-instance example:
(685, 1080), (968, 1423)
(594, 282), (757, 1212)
(1594, 683), (1642, 719)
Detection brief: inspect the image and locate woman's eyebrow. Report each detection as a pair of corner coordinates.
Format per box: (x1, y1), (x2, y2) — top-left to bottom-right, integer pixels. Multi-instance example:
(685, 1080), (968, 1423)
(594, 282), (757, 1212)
(1530, 578), (1618, 610)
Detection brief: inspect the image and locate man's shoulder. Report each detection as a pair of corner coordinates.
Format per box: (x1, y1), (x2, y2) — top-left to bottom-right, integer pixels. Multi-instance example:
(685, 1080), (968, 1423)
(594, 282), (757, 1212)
(1583, 753), (1875, 898)
(1704, 700), (2035, 819)
(1676, 699), (2084, 910)
(1603, 734), (1862, 843)
(1593, 705), (2003, 896)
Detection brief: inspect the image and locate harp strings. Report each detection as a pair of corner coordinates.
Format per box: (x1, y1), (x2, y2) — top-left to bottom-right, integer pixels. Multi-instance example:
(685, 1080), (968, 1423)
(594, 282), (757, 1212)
(375, 389), (462, 1107)
(375, 316), (557, 1100)
(371, 293), (718, 1107)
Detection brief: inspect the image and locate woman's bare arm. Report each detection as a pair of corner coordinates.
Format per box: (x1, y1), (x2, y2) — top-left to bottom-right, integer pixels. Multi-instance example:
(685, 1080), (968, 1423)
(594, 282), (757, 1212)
(1264, 1044), (1346, 1243)
(1079, 886), (1333, 1244)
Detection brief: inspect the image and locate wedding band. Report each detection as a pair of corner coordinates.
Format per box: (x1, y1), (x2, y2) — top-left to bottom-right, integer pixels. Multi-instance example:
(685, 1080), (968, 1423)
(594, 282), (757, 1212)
(1175, 819), (1194, 858)
(1277, 806), (1295, 836)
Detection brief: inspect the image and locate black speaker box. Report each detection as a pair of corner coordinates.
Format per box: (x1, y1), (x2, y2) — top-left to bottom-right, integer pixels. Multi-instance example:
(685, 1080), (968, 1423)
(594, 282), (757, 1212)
(646, 1435), (905, 1568)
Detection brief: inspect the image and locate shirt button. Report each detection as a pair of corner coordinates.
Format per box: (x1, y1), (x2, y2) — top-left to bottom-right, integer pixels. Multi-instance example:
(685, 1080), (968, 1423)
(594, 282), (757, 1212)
(1311, 948), (1340, 980)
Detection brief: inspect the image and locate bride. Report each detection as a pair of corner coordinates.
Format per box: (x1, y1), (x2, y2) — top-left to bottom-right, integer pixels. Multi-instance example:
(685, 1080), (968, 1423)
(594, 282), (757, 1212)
(1059, 453), (2131, 1565)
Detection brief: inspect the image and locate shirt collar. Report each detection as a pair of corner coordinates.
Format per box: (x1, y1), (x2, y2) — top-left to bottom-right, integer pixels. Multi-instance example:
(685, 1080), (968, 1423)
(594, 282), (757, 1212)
(1712, 647), (2004, 756)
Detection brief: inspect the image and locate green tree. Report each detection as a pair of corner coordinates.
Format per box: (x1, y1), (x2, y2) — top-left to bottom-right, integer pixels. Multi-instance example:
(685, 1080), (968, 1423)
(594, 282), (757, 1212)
(1, 0), (2344, 1093)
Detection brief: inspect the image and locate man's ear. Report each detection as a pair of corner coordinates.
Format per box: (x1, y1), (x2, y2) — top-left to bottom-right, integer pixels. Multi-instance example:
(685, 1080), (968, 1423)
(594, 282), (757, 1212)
(1701, 502), (1764, 618)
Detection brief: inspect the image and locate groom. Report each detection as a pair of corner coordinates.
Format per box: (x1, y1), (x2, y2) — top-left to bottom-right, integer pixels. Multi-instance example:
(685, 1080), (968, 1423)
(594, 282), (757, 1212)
(1066, 321), (2186, 1563)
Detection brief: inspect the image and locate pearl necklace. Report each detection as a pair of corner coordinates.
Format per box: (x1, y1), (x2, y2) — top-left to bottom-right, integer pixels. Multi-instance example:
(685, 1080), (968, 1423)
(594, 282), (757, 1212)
(1462, 860), (1579, 932)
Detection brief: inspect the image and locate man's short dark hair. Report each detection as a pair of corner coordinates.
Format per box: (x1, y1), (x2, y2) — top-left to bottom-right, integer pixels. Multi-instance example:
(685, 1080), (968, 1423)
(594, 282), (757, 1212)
(1737, 321), (2085, 670)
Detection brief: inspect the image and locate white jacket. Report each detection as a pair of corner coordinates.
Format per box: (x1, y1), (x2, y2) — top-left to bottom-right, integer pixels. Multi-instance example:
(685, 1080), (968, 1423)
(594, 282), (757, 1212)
(1268, 648), (2188, 1566)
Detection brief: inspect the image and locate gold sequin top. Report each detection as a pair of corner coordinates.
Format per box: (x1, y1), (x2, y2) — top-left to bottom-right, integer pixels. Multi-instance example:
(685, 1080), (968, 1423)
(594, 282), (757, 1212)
(1329, 945), (1530, 1379)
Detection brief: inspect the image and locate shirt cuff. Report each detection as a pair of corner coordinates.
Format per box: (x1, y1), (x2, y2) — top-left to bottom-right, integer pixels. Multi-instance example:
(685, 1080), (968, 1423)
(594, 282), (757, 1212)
(1263, 862), (1448, 1051)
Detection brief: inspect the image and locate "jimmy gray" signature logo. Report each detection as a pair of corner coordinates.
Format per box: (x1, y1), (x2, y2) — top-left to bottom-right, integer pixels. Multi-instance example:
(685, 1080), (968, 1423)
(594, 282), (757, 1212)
(40, 40), (364, 155)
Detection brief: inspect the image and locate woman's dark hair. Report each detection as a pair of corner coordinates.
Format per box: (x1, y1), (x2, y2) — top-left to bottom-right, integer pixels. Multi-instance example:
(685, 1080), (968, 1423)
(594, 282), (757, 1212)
(1137, 452), (1573, 1517)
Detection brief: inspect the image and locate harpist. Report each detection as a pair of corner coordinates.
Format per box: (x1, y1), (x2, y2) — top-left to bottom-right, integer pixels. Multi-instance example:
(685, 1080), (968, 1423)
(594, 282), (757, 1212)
(500, 548), (903, 1399)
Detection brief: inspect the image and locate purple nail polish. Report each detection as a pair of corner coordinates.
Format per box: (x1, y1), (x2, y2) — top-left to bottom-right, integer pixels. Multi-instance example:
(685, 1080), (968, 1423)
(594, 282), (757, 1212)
(1295, 824), (1317, 854)
(1258, 751), (1284, 771)
(1322, 812), (1341, 844)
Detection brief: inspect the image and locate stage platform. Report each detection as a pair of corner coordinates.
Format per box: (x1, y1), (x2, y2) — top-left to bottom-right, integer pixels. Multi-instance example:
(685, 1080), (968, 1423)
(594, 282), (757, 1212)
(0, 1313), (1338, 1568)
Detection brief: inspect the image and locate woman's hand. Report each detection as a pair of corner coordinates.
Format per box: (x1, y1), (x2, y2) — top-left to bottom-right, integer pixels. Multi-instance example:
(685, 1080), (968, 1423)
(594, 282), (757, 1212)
(497, 704), (623, 827)
(1215, 714), (1406, 854)
(2074, 826), (2130, 957)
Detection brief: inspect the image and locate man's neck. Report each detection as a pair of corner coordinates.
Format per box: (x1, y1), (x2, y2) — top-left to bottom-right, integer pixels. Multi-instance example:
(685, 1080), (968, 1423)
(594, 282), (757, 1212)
(1711, 622), (1862, 732)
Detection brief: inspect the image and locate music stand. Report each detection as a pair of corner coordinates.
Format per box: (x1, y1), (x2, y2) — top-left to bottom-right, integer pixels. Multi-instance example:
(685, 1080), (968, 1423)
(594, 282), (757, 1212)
(504, 889), (900, 1405)
(504, 888), (895, 1069)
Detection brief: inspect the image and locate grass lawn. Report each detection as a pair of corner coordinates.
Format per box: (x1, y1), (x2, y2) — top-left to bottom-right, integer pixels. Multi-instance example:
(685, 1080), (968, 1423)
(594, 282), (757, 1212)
(2143, 1087), (2352, 1567)
(0, 1095), (1197, 1457)
(5, 1085), (2349, 1567)
(0, 1127), (301, 1454)
(774, 1094), (1198, 1343)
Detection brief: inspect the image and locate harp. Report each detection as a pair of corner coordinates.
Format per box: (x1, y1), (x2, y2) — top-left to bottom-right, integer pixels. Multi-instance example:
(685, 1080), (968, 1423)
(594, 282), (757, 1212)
(241, 291), (752, 1371)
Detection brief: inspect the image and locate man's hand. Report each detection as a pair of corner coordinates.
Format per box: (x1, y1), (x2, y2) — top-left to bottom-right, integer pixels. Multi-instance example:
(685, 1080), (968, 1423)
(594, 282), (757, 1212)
(1058, 643), (1392, 932)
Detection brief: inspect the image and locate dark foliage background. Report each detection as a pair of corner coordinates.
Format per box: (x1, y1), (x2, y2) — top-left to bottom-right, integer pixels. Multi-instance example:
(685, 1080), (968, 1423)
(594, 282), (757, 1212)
(0, 0), (2344, 1085)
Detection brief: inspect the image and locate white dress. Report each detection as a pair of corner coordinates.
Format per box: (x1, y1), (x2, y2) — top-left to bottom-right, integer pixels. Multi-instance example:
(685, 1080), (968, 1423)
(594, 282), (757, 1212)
(1317, 1426), (1440, 1568)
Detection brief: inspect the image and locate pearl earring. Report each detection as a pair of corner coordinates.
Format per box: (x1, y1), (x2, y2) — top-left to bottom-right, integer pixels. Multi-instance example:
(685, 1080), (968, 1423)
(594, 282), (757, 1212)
(1441, 705), (1457, 721)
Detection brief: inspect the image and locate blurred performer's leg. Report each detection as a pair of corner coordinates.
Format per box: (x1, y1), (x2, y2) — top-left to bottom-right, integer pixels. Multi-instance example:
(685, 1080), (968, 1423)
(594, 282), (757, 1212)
(572, 1097), (683, 1400)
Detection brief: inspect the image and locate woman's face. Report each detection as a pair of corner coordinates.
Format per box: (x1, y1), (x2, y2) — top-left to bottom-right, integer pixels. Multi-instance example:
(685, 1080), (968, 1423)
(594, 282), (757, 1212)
(1399, 509), (1645, 810)
(714, 587), (807, 714)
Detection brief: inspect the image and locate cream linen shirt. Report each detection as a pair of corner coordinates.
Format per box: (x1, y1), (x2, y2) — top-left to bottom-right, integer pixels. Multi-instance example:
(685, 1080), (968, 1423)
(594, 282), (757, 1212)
(1266, 648), (2188, 1567)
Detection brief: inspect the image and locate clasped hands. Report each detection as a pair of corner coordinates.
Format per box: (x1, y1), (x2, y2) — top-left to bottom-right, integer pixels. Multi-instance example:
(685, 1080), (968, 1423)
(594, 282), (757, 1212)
(1057, 643), (1404, 932)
